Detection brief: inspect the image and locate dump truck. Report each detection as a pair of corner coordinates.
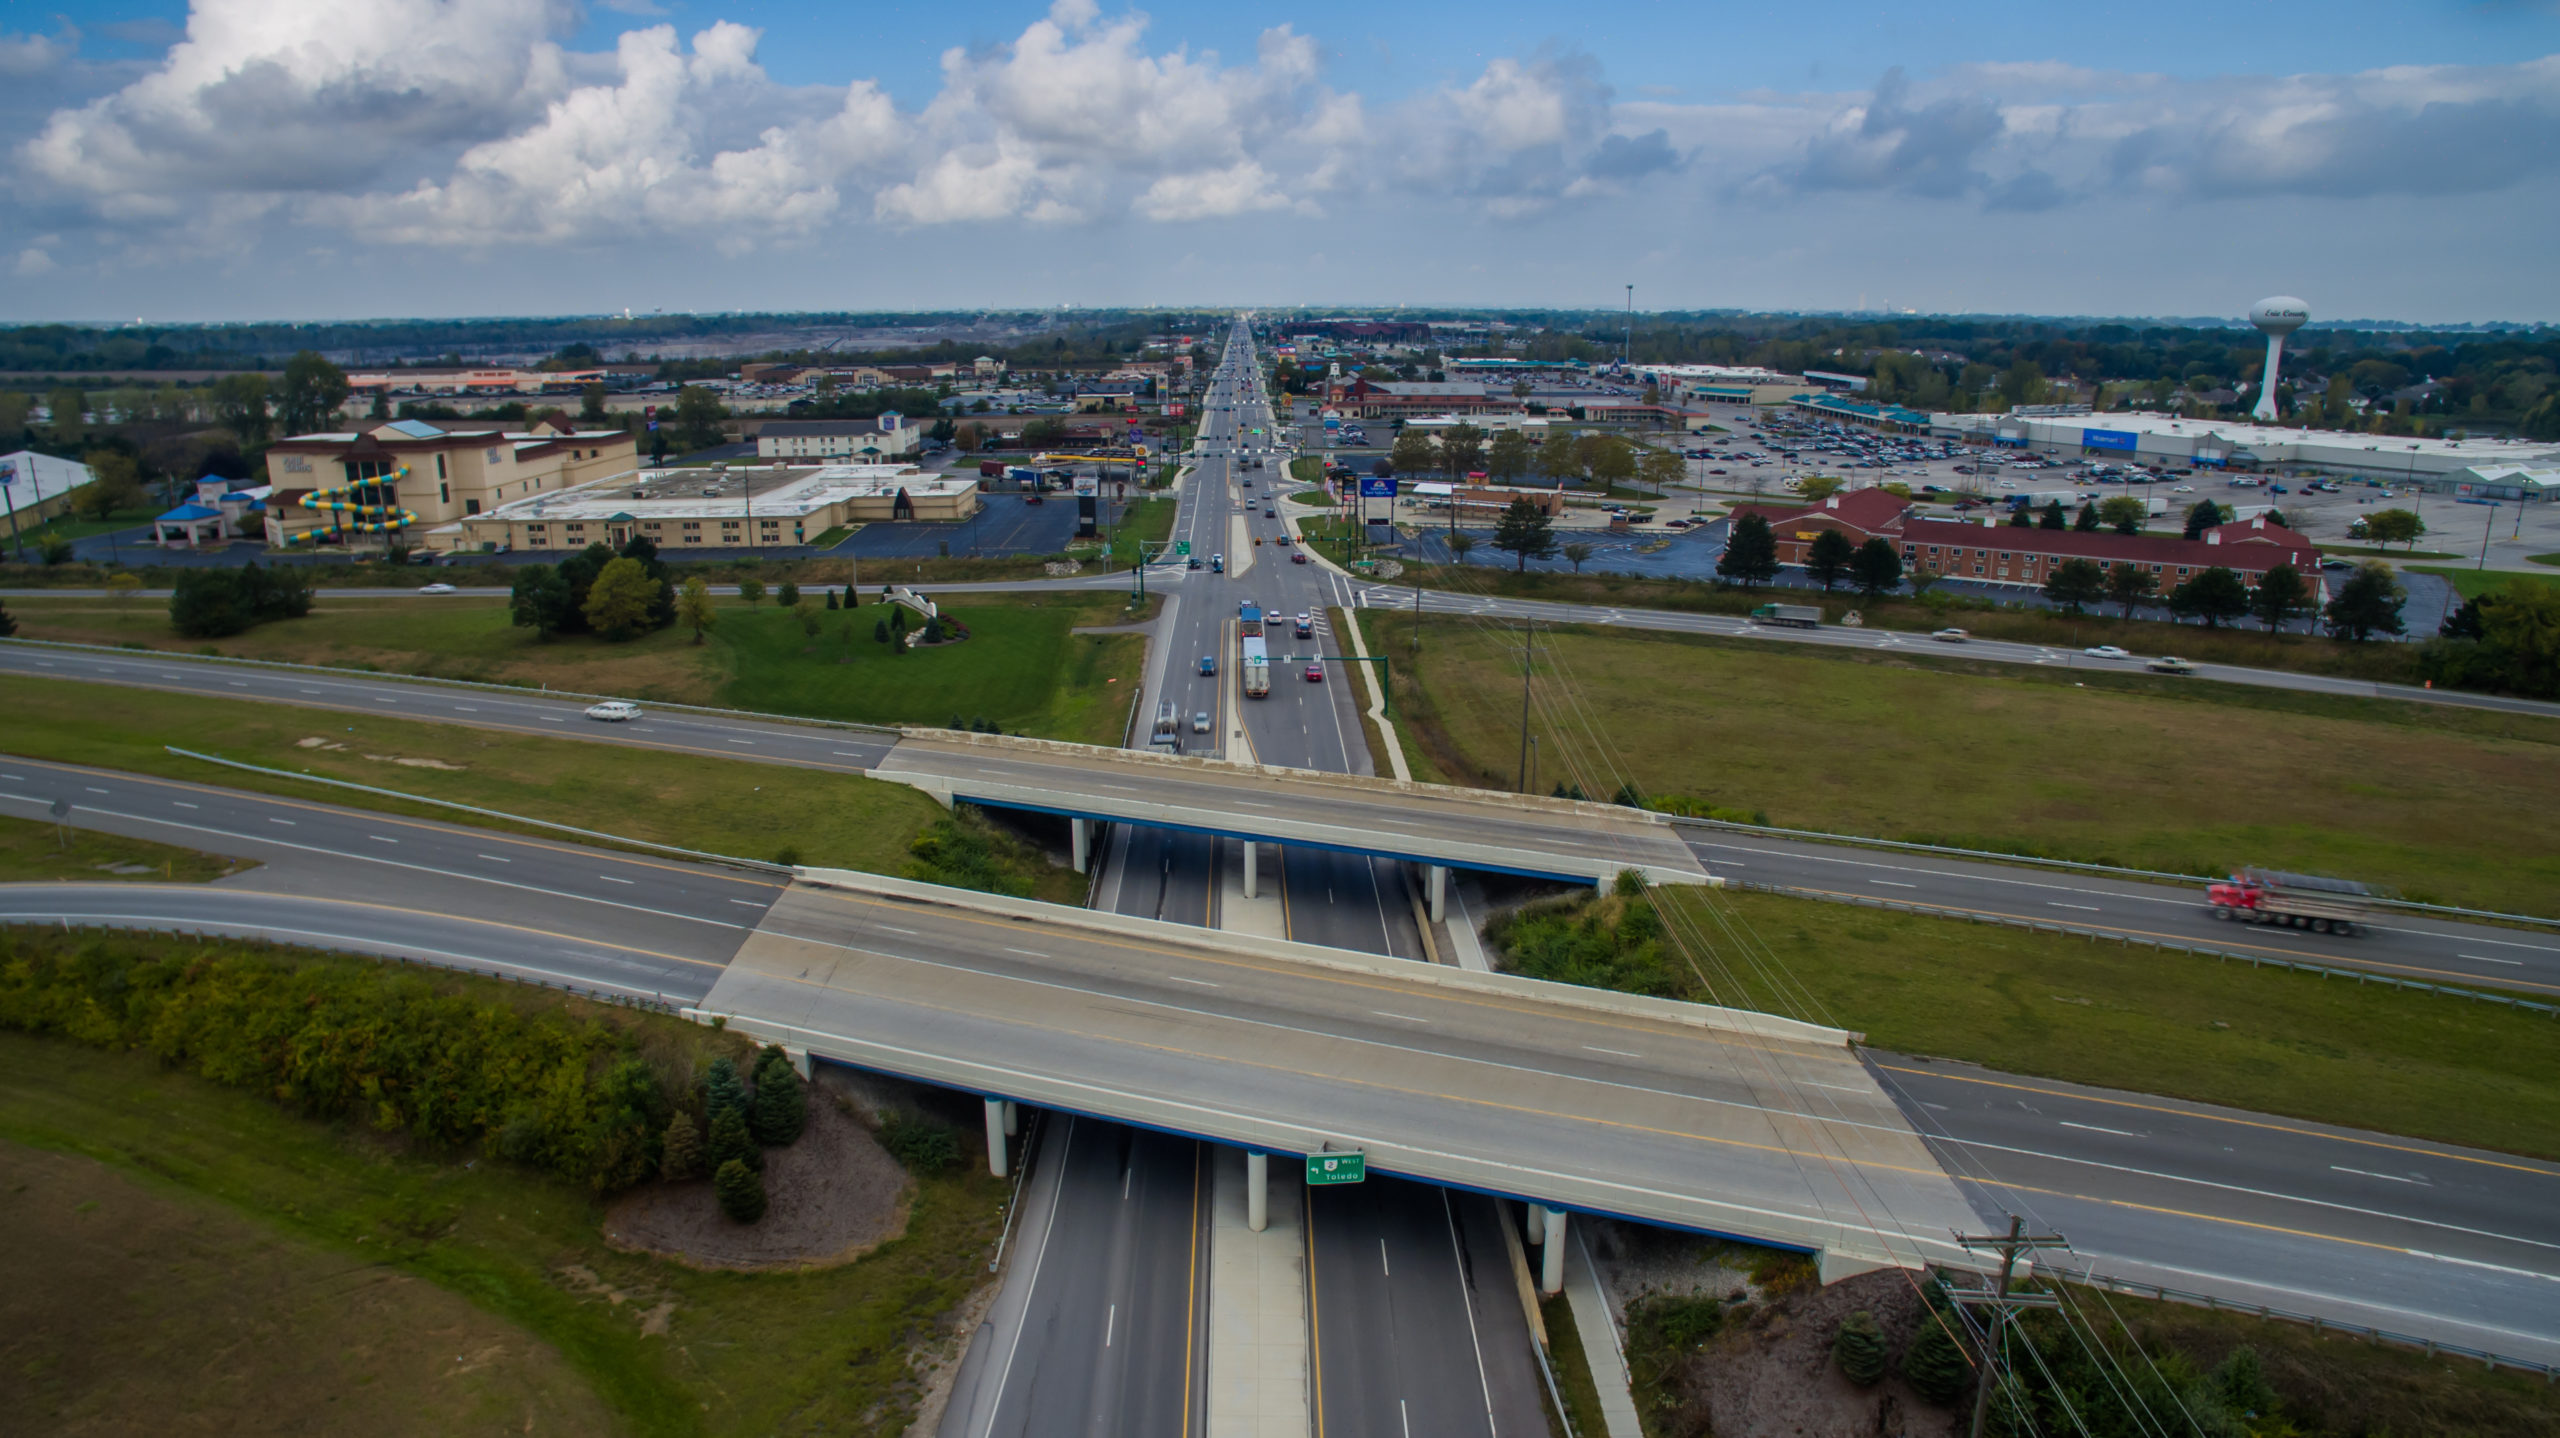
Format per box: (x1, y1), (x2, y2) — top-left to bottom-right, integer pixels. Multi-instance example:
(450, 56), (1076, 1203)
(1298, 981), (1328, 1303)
(1748, 603), (1822, 629)
(2206, 869), (2375, 936)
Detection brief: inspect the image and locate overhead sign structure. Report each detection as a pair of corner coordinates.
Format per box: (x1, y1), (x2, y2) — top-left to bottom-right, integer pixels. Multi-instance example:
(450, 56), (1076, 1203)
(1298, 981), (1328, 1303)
(1359, 477), (1398, 499)
(1306, 1150), (1366, 1186)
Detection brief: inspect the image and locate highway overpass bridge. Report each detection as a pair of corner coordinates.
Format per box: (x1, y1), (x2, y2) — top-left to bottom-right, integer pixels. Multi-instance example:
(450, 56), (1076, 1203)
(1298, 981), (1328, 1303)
(697, 867), (1981, 1284)
(871, 731), (1717, 899)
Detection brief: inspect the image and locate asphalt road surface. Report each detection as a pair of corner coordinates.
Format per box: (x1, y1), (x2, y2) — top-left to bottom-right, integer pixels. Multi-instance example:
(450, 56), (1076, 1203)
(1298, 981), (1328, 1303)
(0, 754), (777, 998)
(1878, 1054), (2560, 1365)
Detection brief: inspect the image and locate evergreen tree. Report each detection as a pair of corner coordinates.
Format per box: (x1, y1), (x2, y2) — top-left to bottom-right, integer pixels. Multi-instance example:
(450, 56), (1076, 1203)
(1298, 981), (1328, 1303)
(2252, 560), (2314, 626)
(2106, 561), (2158, 619)
(706, 1056), (749, 1121)
(2072, 501), (2100, 532)
(2182, 499), (2227, 539)
(775, 579), (800, 607)
(2041, 557), (2105, 615)
(659, 1111), (705, 1181)
(1490, 498), (1558, 570)
(713, 1157), (768, 1222)
(751, 1045), (808, 1146)
(0, 599), (14, 637)
(707, 1103), (762, 1172)
(1716, 512), (1780, 587)
(2039, 499), (2066, 530)
(2324, 561), (2407, 642)
(825, 588), (839, 610)
(2008, 505), (2031, 528)
(1901, 1311), (1971, 1406)
(2168, 565), (2251, 628)
(1805, 527), (1855, 591)
(1850, 537), (1904, 599)
(1832, 1310), (1888, 1386)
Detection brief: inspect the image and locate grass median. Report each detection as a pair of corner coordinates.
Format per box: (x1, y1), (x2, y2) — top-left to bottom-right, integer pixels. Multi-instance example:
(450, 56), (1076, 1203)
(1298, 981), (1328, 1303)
(3, 673), (965, 876)
(1492, 885), (2560, 1160)
(7, 589), (1155, 746)
(0, 811), (246, 883)
(1373, 610), (2560, 914)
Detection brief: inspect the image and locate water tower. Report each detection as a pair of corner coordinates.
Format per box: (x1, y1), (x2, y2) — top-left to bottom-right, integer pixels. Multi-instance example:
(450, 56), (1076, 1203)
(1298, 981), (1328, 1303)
(2248, 296), (2309, 422)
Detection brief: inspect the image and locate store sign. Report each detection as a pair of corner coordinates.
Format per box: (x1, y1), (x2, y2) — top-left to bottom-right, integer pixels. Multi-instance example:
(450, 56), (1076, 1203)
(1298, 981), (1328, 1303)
(1359, 477), (1398, 498)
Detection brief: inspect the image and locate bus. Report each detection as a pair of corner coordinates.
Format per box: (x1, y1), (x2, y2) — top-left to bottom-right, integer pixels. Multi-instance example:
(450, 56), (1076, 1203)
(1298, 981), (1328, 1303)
(1241, 635), (1271, 698)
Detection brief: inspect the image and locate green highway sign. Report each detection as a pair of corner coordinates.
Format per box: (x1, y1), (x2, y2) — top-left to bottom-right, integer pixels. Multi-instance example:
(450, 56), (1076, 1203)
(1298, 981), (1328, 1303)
(1306, 1151), (1366, 1186)
(1176, 540), (1191, 555)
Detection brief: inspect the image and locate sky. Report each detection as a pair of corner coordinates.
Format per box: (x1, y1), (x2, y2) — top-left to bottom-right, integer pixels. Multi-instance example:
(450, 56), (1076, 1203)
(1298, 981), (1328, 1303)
(1, 0), (2557, 325)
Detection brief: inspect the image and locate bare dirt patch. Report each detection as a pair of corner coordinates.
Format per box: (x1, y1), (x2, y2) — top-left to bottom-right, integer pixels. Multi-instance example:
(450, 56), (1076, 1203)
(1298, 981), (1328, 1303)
(0, 1140), (613, 1436)
(1592, 1220), (1961, 1438)
(604, 1082), (911, 1271)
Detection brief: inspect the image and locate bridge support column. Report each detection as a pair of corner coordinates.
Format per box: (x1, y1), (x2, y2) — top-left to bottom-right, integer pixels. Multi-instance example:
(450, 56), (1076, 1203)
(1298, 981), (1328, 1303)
(1002, 1100), (1019, 1137)
(782, 1045), (811, 1080)
(1525, 1202), (1548, 1247)
(1540, 1207), (1568, 1296)
(1242, 840), (1259, 899)
(1426, 864), (1448, 924)
(1071, 818), (1092, 874)
(983, 1097), (1010, 1178)
(1247, 1151), (1268, 1232)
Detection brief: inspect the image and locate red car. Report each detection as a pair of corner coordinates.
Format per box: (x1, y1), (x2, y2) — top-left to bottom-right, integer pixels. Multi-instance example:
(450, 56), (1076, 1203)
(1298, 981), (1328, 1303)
(1304, 663), (1324, 682)
(1291, 551), (1308, 564)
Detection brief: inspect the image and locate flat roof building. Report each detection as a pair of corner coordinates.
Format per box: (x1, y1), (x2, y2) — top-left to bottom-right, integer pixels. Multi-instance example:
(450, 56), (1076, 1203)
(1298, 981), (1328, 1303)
(449, 462), (976, 554)
(1936, 409), (2560, 480)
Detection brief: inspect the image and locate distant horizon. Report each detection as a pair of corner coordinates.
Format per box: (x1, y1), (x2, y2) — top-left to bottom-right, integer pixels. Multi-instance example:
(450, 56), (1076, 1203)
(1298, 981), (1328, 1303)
(4, 307), (2552, 335)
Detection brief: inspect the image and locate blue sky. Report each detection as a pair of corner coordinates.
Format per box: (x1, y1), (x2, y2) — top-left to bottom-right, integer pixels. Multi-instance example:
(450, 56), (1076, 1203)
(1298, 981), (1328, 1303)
(4, 1), (2557, 322)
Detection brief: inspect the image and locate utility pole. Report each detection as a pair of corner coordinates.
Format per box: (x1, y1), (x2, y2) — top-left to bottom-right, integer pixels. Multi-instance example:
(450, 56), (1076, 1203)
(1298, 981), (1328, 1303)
(1624, 283), (1634, 372)
(1515, 618), (1536, 792)
(1949, 1216), (2068, 1438)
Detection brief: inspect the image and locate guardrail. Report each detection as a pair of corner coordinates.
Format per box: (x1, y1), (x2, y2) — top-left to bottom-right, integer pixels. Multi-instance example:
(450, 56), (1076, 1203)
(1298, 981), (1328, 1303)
(4, 636), (906, 740)
(2067, 1269), (2557, 1382)
(1729, 880), (2559, 1017)
(163, 745), (795, 875)
(1678, 812), (2560, 932)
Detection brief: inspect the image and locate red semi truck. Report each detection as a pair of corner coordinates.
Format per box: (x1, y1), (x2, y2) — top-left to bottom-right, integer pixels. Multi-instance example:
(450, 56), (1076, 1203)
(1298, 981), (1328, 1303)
(2206, 869), (2375, 936)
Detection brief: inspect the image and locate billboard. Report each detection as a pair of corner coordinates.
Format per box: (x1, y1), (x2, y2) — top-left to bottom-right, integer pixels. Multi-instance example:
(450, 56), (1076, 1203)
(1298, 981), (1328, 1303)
(1358, 477), (1398, 498)
(2081, 428), (2139, 452)
(1167, 403), (1185, 417)
(1072, 474), (1099, 497)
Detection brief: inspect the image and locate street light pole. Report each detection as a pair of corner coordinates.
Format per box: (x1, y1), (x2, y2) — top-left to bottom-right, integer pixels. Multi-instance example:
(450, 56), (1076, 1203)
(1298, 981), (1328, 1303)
(1515, 618), (1536, 793)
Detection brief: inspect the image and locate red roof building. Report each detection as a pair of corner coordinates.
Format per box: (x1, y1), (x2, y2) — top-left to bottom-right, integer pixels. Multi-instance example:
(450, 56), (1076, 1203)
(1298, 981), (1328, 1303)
(1897, 513), (2323, 593)
(1728, 488), (1913, 563)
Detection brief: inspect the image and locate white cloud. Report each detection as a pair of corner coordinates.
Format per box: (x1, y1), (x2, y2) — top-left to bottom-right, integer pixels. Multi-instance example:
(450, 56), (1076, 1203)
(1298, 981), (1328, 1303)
(10, 0), (2559, 272)
(15, 246), (56, 275)
(0, 26), (75, 78)
(22, 0), (576, 218)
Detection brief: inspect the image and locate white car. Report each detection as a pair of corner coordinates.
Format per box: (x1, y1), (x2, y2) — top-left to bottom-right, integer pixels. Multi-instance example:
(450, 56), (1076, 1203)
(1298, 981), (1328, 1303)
(418, 582), (457, 595)
(1930, 628), (1969, 642)
(2083, 645), (2132, 660)
(584, 700), (643, 722)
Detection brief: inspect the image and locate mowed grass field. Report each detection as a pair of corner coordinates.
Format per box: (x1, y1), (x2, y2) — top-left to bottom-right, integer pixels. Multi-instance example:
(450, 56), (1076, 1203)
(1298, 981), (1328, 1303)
(4, 675), (950, 874)
(1640, 889), (2560, 1160)
(7, 590), (1153, 745)
(1374, 613), (2560, 914)
(1, 1137), (615, 1436)
(0, 1007), (1005, 1435)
